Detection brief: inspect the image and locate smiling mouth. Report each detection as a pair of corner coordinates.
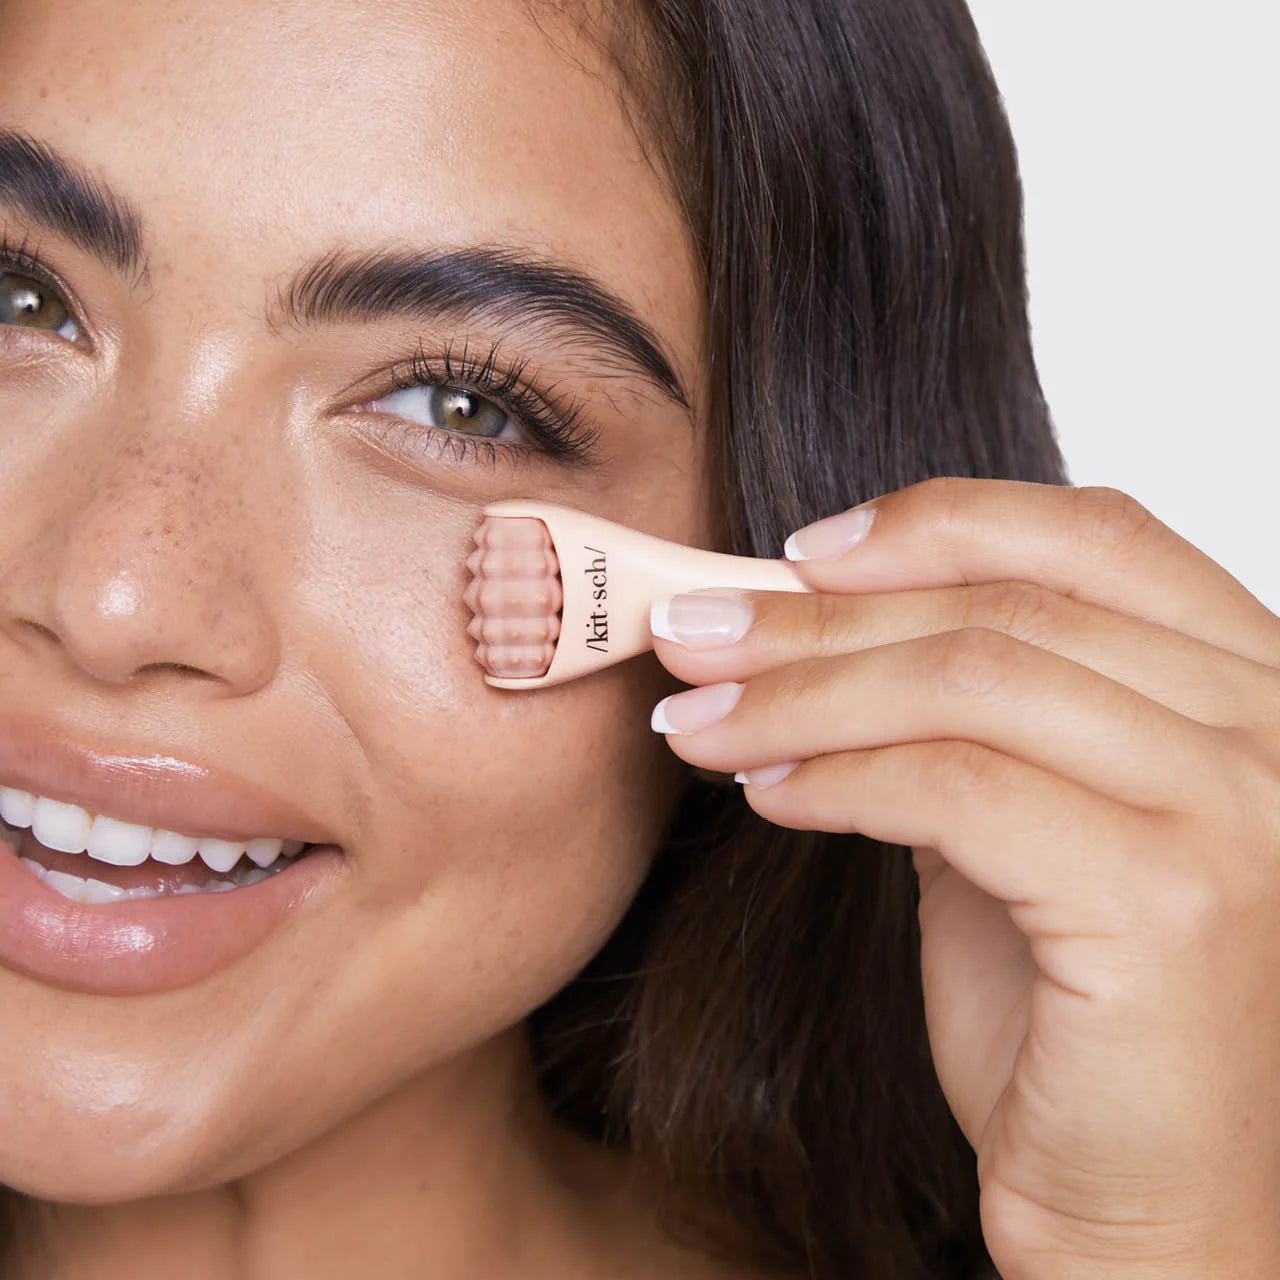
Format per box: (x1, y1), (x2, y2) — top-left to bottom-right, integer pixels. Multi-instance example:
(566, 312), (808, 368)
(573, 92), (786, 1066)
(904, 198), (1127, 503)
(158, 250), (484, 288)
(0, 784), (318, 902)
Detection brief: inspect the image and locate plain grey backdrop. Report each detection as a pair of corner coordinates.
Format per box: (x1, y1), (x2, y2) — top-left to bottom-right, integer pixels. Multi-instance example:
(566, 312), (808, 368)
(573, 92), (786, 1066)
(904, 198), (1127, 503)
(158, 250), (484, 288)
(968, 2), (1278, 610)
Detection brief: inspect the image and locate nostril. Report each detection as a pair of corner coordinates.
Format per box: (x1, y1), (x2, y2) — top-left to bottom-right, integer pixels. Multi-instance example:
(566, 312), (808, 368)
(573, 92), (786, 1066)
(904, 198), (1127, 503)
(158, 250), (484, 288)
(14, 619), (224, 685)
(134, 661), (220, 681)
(16, 619), (60, 646)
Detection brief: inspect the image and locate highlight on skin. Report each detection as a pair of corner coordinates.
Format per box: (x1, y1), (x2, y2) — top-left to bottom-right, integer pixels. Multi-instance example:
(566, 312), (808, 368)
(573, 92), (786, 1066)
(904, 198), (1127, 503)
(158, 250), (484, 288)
(465, 517), (563, 679)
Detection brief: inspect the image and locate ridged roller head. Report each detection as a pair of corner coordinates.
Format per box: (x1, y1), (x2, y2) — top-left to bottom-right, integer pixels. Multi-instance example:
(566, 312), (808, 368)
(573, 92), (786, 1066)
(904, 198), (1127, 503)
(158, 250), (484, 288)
(466, 517), (563, 678)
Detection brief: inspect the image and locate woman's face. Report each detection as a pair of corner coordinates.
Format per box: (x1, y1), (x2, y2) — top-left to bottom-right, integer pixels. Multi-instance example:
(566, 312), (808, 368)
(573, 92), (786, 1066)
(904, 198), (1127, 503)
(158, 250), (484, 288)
(0, 0), (704, 1199)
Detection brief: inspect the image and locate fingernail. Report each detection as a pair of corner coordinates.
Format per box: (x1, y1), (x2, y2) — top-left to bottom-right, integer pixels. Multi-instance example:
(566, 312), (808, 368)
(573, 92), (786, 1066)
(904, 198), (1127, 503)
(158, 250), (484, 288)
(651, 682), (744, 734)
(651, 591), (753, 649)
(784, 505), (876, 561)
(734, 762), (799, 789)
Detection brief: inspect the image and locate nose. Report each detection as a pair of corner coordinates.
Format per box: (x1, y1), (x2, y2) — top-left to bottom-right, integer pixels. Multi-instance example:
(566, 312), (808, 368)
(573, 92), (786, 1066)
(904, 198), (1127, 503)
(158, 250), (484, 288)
(0, 421), (283, 695)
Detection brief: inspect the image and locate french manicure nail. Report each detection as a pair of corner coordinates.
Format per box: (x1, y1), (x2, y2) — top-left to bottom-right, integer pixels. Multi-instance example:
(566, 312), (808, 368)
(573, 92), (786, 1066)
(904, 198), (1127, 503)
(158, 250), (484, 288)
(784, 505), (877, 561)
(734, 762), (799, 789)
(651, 592), (753, 649)
(651, 682), (744, 734)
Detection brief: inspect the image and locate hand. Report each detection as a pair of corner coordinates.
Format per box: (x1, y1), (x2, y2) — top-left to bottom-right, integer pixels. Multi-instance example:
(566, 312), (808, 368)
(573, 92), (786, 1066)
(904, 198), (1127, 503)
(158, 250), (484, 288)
(649, 479), (1280, 1280)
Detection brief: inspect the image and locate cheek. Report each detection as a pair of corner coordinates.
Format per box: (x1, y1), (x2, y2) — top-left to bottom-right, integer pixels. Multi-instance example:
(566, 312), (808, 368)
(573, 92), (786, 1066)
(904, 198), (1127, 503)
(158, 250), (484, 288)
(317, 487), (683, 898)
(299, 457), (701, 876)
(297, 485), (685, 1035)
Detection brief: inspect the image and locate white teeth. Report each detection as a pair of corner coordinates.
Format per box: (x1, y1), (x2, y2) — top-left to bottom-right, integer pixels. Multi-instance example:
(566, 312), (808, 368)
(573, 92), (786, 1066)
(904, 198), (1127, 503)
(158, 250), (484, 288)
(0, 786), (35, 827)
(32, 797), (92, 854)
(197, 838), (247, 874)
(81, 876), (129, 905)
(20, 855), (282, 903)
(245, 836), (284, 869)
(45, 867), (89, 901)
(87, 814), (154, 867)
(150, 829), (201, 865)
(0, 785), (310, 871)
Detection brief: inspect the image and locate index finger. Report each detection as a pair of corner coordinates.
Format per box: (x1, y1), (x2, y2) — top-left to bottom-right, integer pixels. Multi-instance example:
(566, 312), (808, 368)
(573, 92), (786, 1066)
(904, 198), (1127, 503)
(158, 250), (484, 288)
(783, 478), (1279, 666)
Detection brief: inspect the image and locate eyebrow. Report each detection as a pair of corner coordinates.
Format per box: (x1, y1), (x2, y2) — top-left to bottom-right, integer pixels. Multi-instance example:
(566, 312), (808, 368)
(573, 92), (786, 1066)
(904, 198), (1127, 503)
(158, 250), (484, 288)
(277, 247), (690, 409)
(0, 127), (689, 411)
(0, 129), (146, 277)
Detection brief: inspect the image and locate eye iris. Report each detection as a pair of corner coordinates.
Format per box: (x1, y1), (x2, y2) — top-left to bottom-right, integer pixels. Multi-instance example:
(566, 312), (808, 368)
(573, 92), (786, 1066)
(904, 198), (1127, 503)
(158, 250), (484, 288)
(0, 271), (71, 332)
(429, 386), (508, 438)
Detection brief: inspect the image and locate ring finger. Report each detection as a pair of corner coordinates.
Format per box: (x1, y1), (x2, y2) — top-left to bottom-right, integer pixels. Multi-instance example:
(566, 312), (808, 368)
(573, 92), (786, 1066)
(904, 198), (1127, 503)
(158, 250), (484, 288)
(653, 627), (1224, 811)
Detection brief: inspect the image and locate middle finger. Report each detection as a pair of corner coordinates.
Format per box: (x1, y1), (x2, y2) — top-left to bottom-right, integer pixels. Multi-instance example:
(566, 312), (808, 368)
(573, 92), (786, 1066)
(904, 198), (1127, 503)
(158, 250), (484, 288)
(651, 582), (1271, 728)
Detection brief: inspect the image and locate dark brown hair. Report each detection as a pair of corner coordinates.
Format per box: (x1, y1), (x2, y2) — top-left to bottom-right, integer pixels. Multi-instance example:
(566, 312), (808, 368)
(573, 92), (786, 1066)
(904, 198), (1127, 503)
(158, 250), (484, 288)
(1, 0), (1064, 1273)
(530, 0), (1065, 1276)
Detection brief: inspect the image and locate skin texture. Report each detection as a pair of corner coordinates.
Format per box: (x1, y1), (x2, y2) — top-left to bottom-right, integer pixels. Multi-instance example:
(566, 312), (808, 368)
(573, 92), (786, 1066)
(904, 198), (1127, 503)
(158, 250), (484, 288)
(653, 478), (1280, 1280)
(13, 3), (1274, 1277)
(0, 1), (739, 1276)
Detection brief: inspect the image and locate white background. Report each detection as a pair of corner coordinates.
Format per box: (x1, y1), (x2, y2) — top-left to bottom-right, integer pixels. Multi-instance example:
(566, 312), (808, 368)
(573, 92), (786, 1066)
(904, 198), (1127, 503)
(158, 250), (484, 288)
(966, 3), (1279, 610)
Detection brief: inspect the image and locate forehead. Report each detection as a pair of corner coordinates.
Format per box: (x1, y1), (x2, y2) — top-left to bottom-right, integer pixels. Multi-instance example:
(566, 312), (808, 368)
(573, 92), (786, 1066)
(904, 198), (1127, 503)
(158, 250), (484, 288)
(0, 0), (700, 382)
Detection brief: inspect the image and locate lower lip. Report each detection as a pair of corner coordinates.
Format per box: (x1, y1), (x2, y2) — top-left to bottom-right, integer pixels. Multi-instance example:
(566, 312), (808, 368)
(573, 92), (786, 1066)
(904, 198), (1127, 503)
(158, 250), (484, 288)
(0, 840), (345, 996)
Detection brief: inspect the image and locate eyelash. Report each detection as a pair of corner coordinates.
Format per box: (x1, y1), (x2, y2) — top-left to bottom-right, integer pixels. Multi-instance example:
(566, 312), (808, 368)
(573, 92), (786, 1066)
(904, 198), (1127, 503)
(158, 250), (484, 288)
(0, 233), (50, 281)
(0, 236), (600, 469)
(377, 339), (600, 469)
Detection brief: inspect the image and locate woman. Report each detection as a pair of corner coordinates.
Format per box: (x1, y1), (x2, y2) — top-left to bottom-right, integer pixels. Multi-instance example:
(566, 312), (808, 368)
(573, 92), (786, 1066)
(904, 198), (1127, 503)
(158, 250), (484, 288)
(1, 0), (1275, 1276)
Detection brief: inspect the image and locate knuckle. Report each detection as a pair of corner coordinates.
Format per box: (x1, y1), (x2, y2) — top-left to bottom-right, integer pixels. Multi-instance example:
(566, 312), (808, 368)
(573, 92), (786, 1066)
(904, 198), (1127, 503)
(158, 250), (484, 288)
(913, 476), (970, 536)
(1137, 741), (1279, 932)
(926, 739), (1003, 799)
(1217, 728), (1280, 840)
(925, 627), (1013, 700)
(1143, 852), (1234, 940)
(1217, 726), (1276, 797)
(1069, 485), (1160, 556)
(965, 579), (1059, 642)
(803, 591), (856, 655)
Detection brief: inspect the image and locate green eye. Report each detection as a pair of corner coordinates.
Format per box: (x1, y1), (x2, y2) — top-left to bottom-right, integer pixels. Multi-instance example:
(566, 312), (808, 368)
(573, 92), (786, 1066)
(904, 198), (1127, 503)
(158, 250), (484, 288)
(374, 384), (520, 441)
(0, 270), (79, 342)
(429, 386), (510, 437)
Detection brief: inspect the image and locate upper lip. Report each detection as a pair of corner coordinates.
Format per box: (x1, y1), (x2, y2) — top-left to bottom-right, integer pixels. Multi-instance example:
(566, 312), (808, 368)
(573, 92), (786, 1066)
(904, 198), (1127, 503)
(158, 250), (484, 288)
(0, 713), (340, 845)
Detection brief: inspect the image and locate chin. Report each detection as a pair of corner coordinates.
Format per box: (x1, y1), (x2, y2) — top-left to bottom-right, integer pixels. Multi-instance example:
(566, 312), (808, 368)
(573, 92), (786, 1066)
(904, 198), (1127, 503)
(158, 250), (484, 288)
(0, 1073), (243, 1204)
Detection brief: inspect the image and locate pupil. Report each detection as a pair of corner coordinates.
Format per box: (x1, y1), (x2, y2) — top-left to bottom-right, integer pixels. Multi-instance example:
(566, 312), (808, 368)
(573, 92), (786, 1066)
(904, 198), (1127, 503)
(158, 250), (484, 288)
(449, 390), (477, 420)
